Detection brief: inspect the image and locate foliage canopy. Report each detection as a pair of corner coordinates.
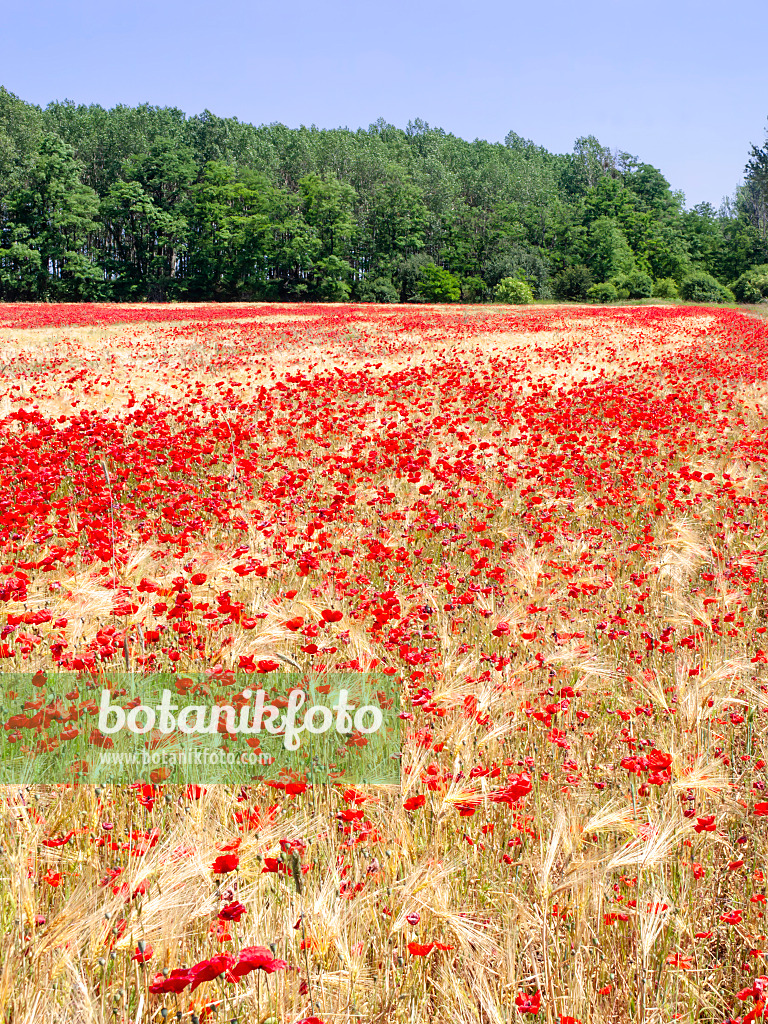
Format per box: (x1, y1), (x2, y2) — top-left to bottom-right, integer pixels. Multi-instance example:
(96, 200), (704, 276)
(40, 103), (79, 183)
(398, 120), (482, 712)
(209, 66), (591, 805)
(1, 87), (766, 301)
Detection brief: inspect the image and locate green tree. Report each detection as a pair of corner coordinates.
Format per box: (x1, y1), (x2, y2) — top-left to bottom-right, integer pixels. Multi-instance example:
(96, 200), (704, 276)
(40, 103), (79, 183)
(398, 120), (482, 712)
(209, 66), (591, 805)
(744, 128), (768, 246)
(100, 181), (177, 298)
(0, 87), (44, 205)
(43, 100), (188, 196)
(395, 253), (433, 301)
(299, 173), (357, 258)
(559, 136), (617, 196)
(122, 138), (196, 296)
(731, 265), (768, 303)
(9, 134), (100, 298)
(0, 224), (41, 299)
(184, 163), (293, 299)
(681, 203), (725, 274)
(297, 172), (358, 299)
(585, 216), (635, 280)
(270, 210), (321, 299)
(623, 270), (653, 298)
(1, 87), (762, 305)
(362, 165), (429, 275)
(314, 255), (352, 301)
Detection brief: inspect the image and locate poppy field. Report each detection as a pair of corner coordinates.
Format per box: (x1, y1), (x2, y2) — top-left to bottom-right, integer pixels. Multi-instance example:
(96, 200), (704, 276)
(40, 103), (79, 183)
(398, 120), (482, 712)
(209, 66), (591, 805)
(3, 300), (768, 1024)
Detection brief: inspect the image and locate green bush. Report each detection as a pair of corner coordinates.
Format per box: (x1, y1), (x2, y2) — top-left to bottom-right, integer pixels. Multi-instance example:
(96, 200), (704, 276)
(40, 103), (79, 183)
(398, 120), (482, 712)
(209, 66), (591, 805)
(552, 265), (593, 301)
(611, 271), (652, 299)
(627, 271), (653, 299)
(732, 267), (768, 304)
(355, 276), (400, 303)
(679, 271), (735, 304)
(461, 275), (489, 303)
(652, 277), (679, 299)
(732, 275), (763, 304)
(418, 262), (461, 303)
(494, 277), (535, 304)
(587, 282), (618, 304)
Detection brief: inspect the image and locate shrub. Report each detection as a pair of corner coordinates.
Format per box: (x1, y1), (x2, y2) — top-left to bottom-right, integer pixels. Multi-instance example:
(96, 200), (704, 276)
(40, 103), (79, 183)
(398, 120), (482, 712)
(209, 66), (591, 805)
(626, 271), (653, 299)
(418, 263), (461, 303)
(552, 265), (593, 301)
(652, 277), (679, 299)
(679, 271), (735, 304)
(355, 276), (399, 303)
(484, 250), (550, 298)
(461, 276), (489, 303)
(611, 271), (652, 299)
(494, 277), (535, 304)
(732, 268), (768, 304)
(732, 275), (763, 304)
(587, 282), (619, 304)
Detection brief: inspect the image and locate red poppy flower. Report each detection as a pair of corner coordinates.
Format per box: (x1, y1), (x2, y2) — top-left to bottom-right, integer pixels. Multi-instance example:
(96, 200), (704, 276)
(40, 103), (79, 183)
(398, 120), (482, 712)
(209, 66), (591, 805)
(515, 990), (542, 1014)
(189, 953), (236, 991)
(211, 853), (240, 874)
(42, 831), (75, 848)
(407, 940), (453, 955)
(694, 815), (716, 833)
(218, 901), (247, 922)
(403, 795), (425, 811)
(149, 968), (192, 994)
(226, 945), (288, 981)
(646, 750), (672, 771)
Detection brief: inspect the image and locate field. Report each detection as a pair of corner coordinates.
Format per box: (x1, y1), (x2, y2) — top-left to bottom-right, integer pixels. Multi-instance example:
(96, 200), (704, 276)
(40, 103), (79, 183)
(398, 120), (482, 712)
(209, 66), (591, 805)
(2, 301), (768, 1024)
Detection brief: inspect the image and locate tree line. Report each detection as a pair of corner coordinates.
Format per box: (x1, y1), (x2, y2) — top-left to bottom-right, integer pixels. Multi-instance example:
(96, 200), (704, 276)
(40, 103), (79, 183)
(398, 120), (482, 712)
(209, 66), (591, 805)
(2, 85), (768, 305)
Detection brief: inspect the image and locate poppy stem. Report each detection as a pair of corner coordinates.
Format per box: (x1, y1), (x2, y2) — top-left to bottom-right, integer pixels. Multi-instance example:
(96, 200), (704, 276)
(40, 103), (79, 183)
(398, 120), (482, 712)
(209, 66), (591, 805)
(291, 850), (316, 1017)
(100, 457), (119, 601)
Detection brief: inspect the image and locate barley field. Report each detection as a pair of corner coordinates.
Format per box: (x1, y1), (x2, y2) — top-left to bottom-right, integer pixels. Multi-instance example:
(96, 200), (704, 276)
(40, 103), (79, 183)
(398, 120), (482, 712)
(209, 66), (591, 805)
(1, 301), (768, 1024)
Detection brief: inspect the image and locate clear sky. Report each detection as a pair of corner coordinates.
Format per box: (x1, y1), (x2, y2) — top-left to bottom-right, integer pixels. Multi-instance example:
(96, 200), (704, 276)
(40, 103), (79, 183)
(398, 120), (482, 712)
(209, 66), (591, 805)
(4, 0), (767, 208)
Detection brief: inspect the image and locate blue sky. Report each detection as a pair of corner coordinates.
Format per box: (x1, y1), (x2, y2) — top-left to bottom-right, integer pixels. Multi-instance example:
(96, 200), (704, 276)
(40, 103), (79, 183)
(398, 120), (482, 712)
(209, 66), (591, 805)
(4, 0), (767, 208)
